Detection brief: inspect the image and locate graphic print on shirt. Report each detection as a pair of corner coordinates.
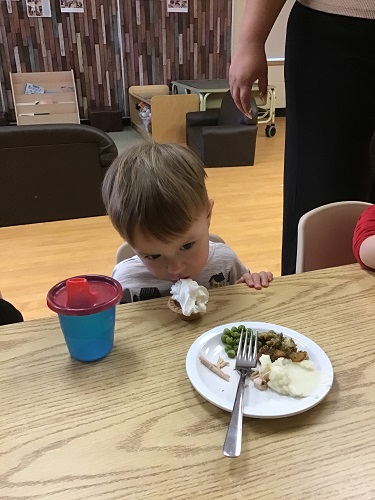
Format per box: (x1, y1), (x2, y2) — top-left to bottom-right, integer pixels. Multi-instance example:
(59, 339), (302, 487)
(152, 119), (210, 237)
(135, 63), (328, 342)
(209, 271), (231, 287)
(133, 287), (162, 302)
(122, 271), (231, 303)
(121, 287), (162, 303)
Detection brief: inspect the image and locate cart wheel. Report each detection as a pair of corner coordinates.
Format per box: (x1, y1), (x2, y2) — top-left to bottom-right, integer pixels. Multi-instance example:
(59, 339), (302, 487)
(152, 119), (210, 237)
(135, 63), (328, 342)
(265, 124), (276, 137)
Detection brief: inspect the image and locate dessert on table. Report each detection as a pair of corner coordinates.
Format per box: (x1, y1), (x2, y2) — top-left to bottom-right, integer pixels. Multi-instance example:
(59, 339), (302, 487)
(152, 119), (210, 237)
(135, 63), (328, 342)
(168, 278), (209, 321)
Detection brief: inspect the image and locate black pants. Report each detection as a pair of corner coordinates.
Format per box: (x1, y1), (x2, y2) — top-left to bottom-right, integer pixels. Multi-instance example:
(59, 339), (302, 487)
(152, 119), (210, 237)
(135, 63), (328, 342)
(282, 2), (375, 275)
(0, 298), (23, 326)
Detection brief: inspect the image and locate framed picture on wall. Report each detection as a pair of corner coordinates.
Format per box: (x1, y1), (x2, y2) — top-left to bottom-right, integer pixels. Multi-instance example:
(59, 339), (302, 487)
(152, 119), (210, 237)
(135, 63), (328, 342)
(167, 0), (188, 13)
(60, 0), (83, 13)
(27, 0), (51, 17)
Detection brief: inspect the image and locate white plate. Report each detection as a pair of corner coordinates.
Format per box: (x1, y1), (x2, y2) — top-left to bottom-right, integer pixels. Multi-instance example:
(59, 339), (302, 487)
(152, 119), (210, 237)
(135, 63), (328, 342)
(186, 321), (334, 418)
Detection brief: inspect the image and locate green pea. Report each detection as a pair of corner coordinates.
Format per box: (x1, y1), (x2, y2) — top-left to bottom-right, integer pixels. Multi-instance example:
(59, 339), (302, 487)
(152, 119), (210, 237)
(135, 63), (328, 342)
(221, 334), (228, 343)
(223, 328), (231, 335)
(238, 325), (246, 333)
(227, 350), (236, 358)
(231, 326), (238, 333)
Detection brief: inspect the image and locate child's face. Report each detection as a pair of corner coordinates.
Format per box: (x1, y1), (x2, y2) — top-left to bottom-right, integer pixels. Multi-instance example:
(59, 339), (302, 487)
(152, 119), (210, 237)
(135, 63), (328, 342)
(132, 201), (214, 282)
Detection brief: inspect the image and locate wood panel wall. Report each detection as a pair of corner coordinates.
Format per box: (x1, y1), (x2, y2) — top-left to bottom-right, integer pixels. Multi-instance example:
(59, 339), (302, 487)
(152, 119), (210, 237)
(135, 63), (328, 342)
(0, 0), (123, 121)
(0, 0), (232, 120)
(119, 0), (232, 115)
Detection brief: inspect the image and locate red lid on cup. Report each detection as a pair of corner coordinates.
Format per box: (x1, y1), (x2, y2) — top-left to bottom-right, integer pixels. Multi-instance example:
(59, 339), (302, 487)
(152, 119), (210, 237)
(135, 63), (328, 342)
(47, 275), (123, 316)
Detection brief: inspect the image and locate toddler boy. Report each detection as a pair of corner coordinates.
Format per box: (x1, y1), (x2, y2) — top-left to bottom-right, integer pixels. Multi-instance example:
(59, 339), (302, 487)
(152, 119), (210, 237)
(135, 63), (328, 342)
(102, 141), (273, 303)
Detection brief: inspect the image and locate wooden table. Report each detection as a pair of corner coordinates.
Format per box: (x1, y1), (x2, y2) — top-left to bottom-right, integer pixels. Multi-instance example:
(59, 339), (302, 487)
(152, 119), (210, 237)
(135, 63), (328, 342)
(171, 79), (231, 110)
(1, 264), (375, 499)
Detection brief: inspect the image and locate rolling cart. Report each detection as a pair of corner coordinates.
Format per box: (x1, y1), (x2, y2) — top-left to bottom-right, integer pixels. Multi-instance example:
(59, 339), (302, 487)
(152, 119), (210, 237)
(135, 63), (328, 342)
(252, 83), (277, 137)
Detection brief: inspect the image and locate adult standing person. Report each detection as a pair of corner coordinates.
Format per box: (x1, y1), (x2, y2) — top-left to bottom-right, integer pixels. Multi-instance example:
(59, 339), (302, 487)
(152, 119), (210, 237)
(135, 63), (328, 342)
(230, 0), (375, 275)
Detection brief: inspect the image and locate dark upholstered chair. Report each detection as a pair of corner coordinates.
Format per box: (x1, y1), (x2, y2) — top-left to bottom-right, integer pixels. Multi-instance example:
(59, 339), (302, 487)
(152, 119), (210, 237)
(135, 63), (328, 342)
(186, 90), (258, 167)
(0, 124), (118, 227)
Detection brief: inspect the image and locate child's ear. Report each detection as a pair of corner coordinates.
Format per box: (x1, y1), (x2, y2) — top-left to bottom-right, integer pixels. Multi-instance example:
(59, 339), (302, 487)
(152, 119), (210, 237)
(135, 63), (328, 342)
(207, 199), (214, 224)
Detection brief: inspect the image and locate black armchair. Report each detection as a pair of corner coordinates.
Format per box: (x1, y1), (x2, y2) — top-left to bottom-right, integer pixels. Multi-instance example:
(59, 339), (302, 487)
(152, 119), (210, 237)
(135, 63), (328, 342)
(0, 124), (118, 227)
(186, 91), (258, 167)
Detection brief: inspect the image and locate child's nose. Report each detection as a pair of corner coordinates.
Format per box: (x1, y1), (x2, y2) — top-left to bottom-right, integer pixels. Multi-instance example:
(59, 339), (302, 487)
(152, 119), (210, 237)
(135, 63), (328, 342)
(167, 258), (185, 275)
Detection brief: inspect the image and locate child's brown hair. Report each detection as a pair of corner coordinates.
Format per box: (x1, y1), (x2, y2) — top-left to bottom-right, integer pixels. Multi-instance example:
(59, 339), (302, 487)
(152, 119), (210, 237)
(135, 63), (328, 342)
(102, 141), (208, 246)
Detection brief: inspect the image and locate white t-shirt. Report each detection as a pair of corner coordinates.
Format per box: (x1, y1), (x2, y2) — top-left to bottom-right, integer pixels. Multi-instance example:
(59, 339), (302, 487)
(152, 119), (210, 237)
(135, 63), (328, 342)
(113, 241), (248, 303)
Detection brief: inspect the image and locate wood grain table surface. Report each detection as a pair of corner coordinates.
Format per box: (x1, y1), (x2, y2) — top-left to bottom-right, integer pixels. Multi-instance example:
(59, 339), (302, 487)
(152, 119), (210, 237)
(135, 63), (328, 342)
(1, 264), (375, 500)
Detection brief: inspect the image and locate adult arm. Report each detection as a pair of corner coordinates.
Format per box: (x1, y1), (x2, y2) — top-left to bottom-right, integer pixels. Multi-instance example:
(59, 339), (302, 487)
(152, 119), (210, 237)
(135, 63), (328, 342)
(230, 0), (287, 116)
(352, 205), (375, 271)
(359, 235), (375, 270)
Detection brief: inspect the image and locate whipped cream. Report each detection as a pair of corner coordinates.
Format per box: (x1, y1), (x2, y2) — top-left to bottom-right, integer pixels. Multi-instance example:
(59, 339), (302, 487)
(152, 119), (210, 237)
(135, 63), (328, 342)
(170, 279), (209, 316)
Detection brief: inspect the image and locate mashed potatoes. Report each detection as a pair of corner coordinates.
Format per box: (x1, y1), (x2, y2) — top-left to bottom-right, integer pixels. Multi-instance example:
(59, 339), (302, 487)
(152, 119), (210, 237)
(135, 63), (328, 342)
(259, 354), (321, 398)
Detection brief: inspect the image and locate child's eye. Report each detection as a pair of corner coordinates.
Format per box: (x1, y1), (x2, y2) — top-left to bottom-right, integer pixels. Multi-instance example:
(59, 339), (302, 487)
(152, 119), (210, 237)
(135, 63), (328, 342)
(144, 254), (161, 260)
(181, 242), (195, 251)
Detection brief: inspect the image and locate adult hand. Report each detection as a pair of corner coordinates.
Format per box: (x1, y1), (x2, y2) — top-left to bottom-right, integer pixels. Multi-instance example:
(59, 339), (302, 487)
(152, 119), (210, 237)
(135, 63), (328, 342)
(229, 41), (268, 118)
(235, 271), (273, 290)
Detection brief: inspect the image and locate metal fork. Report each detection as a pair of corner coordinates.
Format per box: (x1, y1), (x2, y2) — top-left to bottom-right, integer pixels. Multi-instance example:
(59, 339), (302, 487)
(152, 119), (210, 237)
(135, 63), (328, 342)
(223, 329), (258, 457)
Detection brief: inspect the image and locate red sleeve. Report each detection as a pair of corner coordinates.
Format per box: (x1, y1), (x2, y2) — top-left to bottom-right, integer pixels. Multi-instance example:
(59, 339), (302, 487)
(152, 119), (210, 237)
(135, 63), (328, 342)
(352, 205), (375, 271)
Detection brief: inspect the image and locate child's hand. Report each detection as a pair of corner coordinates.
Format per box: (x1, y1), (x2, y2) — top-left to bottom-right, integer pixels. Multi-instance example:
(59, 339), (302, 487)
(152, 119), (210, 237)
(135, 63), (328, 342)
(235, 271), (273, 290)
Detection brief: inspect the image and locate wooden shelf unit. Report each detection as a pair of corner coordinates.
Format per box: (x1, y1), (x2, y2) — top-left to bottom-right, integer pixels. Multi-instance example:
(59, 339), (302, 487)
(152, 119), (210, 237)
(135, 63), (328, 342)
(10, 70), (80, 125)
(128, 85), (199, 144)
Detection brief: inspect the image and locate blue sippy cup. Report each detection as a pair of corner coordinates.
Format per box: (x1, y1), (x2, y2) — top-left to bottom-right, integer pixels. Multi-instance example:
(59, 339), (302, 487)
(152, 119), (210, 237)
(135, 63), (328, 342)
(47, 275), (122, 362)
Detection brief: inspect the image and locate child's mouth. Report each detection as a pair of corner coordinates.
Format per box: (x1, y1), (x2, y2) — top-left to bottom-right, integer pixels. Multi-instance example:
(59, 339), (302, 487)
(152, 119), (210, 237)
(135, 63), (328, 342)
(172, 275), (190, 282)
